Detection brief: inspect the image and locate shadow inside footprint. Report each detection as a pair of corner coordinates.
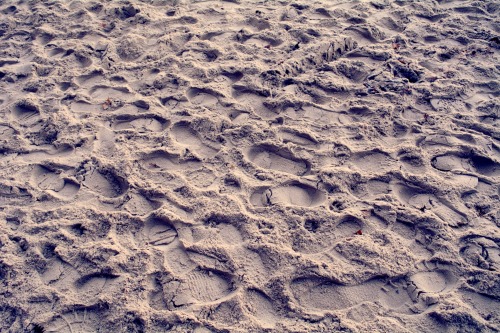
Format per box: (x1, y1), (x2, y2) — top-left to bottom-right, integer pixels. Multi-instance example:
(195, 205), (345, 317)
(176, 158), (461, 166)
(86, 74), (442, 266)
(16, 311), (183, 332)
(12, 100), (40, 125)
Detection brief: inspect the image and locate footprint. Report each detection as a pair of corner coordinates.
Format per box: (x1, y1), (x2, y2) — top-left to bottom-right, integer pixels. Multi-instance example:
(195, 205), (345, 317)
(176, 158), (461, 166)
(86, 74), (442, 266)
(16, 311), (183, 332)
(181, 49), (219, 63)
(46, 307), (102, 333)
(297, 105), (338, 123)
(431, 153), (499, 177)
(82, 167), (128, 198)
(460, 290), (500, 323)
(244, 289), (279, 328)
(111, 115), (168, 133)
(171, 122), (220, 159)
(143, 216), (178, 247)
(75, 71), (104, 86)
(197, 215), (246, 245)
(397, 150), (426, 173)
(187, 88), (220, 106)
(395, 184), (468, 227)
(233, 92), (276, 119)
(0, 183), (32, 206)
(228, 110), (250, 124)
(89, 85), (132, 102)
(292, 269), (456, 314)
(408, 270), (457, 295)
(390, 219), (434, 257)
(184, 168), (217, 188)
(278, 129), (318, 146)
(141, 151), (201, 171)
(387, 266), (458, 315)
(351, 178), (391, 200)
(251, 183), (325, 207)
(31, 165), (65, 191)
(75, 273), (120, 299)
(70, 101), (104, 113)
(31, 165), (80, 199)
(351, 150), (396, 173)
(220, 71), (243, 82)
(12, 100), (41, 125)
(459, 236), (500, 271)
(0, 124), (16, 140)
(123, 191), (162, 216)
(246, 144), (310, 176)
(165, 269), (234, 307)
(335, 215), (365, 237)
(291, 276), (382, 311)
(199, 31), (227, 41)
(40, 257), (80, 288)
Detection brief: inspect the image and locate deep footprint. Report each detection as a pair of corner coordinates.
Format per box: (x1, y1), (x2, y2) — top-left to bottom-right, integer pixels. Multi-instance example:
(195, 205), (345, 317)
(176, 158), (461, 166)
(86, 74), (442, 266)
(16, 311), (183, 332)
(432, 154), (499, 177)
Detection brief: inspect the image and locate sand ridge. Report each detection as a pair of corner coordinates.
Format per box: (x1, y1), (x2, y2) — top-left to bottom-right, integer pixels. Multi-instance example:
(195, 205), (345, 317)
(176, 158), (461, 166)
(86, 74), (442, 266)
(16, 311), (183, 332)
(0, 0), (499, 332)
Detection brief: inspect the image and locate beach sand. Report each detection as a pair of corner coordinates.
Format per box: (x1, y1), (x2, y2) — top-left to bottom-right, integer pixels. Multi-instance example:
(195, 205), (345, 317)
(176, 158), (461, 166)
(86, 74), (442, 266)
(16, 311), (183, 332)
(0, 0), (499, 332)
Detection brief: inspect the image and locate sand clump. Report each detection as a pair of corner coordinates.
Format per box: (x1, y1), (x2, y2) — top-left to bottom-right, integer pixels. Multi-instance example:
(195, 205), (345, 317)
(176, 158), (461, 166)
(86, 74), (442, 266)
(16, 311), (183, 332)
(0, 0), (499, 332)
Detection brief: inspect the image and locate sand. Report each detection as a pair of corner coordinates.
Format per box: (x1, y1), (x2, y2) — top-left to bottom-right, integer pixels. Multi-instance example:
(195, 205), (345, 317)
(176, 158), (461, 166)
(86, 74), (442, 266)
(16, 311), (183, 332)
(0, 0), (499, 332)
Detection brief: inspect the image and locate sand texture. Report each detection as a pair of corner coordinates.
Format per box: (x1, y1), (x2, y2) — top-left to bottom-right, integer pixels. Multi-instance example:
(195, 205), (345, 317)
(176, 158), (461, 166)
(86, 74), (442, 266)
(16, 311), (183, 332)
(1, 0), (499, 332)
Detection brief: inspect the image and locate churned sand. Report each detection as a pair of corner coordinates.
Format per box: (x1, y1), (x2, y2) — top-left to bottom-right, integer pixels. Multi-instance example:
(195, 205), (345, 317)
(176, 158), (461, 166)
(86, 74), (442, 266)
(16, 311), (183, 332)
(0, 0), (499, 332)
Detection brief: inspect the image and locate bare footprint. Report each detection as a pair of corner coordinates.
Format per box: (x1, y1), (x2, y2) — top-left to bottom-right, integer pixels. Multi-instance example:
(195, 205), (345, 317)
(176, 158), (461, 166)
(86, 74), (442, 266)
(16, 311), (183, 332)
(246, 144), (310, 176)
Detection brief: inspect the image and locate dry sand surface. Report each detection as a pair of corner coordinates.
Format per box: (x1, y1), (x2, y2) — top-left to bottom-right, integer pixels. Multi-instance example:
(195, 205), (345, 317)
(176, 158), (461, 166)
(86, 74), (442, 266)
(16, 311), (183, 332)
(0, 0), (499, 332)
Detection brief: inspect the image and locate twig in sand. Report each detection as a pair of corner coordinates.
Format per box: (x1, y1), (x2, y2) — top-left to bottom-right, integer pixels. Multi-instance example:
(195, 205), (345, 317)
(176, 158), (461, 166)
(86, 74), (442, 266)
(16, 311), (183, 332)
(265, 188), (273, 205)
